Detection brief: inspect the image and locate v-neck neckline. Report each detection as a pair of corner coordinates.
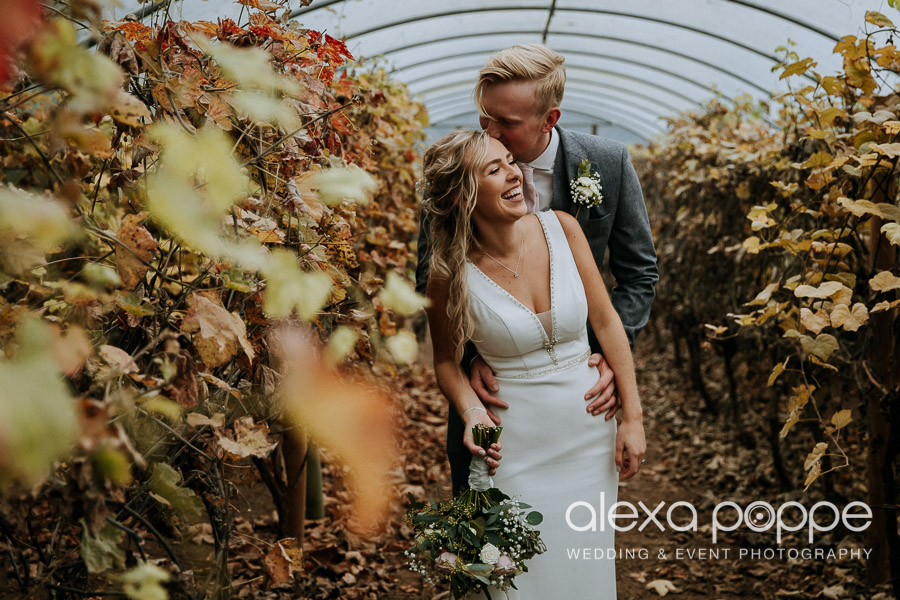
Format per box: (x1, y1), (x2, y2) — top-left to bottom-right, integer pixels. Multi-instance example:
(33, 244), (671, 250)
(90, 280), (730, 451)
(468, 212), (557, 348)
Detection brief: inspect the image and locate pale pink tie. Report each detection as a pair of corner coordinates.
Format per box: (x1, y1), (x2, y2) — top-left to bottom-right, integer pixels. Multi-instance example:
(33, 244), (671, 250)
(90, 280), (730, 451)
(519, 164), (539, 214)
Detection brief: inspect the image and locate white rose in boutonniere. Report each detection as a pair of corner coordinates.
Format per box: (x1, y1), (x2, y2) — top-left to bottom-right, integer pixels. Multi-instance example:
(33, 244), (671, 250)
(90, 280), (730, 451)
(569, 157), (604, 218)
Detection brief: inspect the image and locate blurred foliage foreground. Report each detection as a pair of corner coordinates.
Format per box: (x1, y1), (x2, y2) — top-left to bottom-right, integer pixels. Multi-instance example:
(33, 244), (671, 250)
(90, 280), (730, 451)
(0, 0), (430, 596)
(635, 10), (900, 590)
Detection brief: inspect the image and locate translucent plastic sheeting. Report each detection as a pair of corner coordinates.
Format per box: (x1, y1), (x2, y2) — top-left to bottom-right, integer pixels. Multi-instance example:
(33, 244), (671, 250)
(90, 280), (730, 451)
(110, 0), (894, 142)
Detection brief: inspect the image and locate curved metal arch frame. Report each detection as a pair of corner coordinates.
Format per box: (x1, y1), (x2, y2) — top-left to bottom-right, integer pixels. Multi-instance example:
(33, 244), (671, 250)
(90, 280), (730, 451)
(389, 40), (771, 96)
(430, 103), (661, 141)
(414, 73), (696, 116)
(425, 85), (670, 130)
(401, 54), (725, 105)
(288, 3), (821, 86)
(290, 0), (840, 44)
(423, 82), (684, 126)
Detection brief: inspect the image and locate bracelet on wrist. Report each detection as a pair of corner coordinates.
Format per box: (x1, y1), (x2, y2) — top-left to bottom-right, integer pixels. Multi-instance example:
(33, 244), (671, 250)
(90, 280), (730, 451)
(461, 406), (487, 418)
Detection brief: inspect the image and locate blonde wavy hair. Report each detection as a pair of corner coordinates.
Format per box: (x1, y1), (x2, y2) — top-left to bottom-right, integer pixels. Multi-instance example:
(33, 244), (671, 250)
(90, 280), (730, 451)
(423, 129), (491, 363)
(474, 43), (566, 117)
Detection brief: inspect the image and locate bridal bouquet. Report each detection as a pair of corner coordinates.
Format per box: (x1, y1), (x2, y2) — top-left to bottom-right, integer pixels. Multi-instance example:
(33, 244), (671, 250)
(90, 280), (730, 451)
(405, 425), (546, 599)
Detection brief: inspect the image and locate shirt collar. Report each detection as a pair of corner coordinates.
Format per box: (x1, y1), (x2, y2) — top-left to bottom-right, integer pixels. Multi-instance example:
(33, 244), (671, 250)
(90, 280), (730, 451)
(524, 127), (558, 172)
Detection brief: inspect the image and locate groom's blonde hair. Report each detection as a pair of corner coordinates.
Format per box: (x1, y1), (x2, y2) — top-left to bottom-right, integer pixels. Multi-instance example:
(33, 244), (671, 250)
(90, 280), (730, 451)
(475, 43), (566, 117)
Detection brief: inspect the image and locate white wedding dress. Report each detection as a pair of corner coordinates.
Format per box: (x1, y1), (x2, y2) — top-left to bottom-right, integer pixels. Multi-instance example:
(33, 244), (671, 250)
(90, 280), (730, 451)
(466, 210), (618, 599)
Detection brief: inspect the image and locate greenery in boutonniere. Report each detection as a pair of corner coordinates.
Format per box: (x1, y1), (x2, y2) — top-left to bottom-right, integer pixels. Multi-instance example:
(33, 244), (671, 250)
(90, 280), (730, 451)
(570, 158), (605, 218)
(405, 425), (546, 599)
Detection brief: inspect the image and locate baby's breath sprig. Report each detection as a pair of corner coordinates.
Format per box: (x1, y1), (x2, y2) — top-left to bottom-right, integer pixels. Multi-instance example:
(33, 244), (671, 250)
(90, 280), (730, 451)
(570, 157), (604, 219)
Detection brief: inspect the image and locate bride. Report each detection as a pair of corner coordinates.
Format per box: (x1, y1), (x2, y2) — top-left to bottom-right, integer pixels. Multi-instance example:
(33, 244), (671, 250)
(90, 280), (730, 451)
(423, 129), (646, 599)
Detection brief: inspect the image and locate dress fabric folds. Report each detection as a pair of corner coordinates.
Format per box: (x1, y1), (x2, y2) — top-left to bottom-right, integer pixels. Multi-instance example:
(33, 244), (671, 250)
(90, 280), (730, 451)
(466, 210), (618, 599)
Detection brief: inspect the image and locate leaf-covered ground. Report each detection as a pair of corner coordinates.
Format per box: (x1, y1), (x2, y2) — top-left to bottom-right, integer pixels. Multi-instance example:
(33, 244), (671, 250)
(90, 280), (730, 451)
(143, 330), (890, 599)
(4, 330), (889, 599)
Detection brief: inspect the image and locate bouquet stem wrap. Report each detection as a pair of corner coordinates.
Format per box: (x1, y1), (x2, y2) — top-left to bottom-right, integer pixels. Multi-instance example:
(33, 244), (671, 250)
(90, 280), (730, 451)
(467, 455), (493, 492)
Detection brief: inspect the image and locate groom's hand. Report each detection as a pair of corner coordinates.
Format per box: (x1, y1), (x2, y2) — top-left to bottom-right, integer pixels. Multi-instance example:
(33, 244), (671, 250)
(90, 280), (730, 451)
(469, 355), (509, 424)
(585, 353), (618, 420)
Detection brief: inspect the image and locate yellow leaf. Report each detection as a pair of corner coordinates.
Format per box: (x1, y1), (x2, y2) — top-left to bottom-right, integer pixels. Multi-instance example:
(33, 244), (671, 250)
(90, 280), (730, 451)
(180, 293), (256, 368)
(385, 332), (418, 365)
(830, 303), (868, 331)
(262, 250), (333, 320)
(869, 270), (900, 292)
(808, 354), (839, 371)
(817, 107), (846, 126)
(804, 441), (828, 471)
(882, 223), (900, 246)
(704, 324), (728, 335)
(151, 123), (250, 214)
(804, 461), (822, 488)
(877, 203), (900, 222)
(0, 318), (77, 487)
(215, 416), (276, 459)
(194, 36), (301, 96)
(799, 151), (833, 168)
(743, 236), (763, 254)
(0, 185), (77, 251)
(767, 360), (787, 387)
(837, 196), (882, 219)
(800, 333), (839, 361)
(377, 272), (430, 315)
(747, 282), (779, 306)
(116, 563), (171, 600)
(228, 90), (300, 130)
(141, 396), (183, 424)
(800, 308), (830, 334)
(822, 76), (844, 95)
(831, 409), (852, 430)
(275, 325), (398, 533)
(780, 57), (817, 80)
(313, 164), (378, 206)
(325, 327), (358, 363)
(866, 10), (895, 28)
(646, 579), (680, 597)
(115, 212), (159, 289)
(27, 19), (124, 113)
(793, 281), (846, 299)
(108, 89), (151, 127)
(871, 299), (900, 312)
(869, 142), (900, 157)
(780, 411), (799, 439)
(882, 120), (900, 134)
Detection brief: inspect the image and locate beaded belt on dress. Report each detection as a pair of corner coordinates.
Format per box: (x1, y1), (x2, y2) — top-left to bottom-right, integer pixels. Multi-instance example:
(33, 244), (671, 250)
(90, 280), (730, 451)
(499, 349), (592, 380)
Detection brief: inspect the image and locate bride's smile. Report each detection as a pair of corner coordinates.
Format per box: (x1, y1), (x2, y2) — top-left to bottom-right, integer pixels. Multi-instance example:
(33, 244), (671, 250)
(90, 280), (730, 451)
(474, 138), (527, 223)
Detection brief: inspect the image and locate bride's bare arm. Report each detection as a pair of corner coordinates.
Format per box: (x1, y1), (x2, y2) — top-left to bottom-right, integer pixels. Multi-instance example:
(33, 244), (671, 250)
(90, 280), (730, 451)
(426, 276), (502, 472)
(555, 211), (646, 479)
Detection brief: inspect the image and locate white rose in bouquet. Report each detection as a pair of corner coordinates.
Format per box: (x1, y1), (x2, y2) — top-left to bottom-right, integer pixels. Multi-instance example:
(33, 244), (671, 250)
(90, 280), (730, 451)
(480, 542), (501, 565)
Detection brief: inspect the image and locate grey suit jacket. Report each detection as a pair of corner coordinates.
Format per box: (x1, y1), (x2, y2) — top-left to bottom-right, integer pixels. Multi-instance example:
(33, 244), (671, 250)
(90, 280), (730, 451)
(416, 125), (658, 348)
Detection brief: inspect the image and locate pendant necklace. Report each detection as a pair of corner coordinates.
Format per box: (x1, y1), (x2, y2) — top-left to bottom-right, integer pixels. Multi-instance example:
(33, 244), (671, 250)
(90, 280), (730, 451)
(481, 223), (525, 278)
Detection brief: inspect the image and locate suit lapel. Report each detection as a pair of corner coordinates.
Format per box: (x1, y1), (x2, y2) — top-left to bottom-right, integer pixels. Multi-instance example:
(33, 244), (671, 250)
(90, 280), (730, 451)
(550, 126), (572, 211)
(551, 126), (590, 228)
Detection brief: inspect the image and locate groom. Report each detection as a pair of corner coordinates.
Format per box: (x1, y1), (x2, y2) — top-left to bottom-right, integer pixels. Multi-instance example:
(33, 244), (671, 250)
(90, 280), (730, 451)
(416, 43), (658, 494)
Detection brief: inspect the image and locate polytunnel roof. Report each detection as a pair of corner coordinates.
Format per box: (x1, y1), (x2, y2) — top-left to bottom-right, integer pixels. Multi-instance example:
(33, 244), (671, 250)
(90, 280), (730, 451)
(110, 0), (892, 144)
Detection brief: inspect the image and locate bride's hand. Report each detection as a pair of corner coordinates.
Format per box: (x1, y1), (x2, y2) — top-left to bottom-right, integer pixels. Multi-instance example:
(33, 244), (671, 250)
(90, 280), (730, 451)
(615, 418), (645, 480)
(462, 408), (502, 475)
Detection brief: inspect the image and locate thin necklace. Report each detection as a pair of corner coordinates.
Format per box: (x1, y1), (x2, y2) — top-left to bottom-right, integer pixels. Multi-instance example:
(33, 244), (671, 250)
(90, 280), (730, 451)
(481, 224), (525, 278)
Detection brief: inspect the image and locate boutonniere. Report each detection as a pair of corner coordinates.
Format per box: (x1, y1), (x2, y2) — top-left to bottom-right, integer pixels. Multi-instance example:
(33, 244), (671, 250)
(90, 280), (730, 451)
(569, 158), (604, 218)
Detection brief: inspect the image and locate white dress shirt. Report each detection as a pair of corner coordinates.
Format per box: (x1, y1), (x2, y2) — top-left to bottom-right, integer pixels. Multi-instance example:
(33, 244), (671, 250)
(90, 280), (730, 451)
(522, 128), (558, 213)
